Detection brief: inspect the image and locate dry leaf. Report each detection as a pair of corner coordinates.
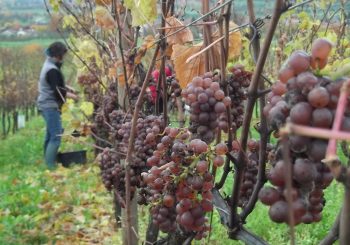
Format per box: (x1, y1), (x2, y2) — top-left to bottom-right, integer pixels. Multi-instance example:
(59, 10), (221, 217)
(212, 22), (242, 60)
(171, 44), (207, 88)
(171, 22), (242, 88)
(165, 16), (193, 45)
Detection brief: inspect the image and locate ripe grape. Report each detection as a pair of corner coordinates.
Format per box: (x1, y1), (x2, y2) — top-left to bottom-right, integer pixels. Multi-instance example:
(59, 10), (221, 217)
(311, 38), (333, 60)
(258, 186), (281, 206)
(287, 50), (311, 75)
(290, 102), (313, 125)
(308, 87), (330, 108)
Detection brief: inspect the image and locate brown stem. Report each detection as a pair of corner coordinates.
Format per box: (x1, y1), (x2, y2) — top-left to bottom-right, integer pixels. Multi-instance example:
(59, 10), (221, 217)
(202, 0), (210, 72)
(319, 212), (340, 245)
(229, 0), (285, 236)
(234, 227), (269, 245)
(241, 0), (269, 221)
(124, 45), (160, 245)
(114, 3), (132, 110)
(340, 187), (350, 245)
(161, 0), (168, 124)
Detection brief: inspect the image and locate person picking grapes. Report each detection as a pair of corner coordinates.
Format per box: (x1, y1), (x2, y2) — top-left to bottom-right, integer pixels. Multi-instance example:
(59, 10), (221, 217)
(37, 41), (78, 170)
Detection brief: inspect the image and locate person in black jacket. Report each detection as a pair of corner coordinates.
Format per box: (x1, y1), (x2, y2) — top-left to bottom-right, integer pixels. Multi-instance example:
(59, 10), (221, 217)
(37, 42), (78, 169)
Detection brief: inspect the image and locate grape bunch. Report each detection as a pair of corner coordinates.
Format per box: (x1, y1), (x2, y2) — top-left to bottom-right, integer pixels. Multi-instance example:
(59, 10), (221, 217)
(231, 139), (273, 208)
(108, 109), (132, 142)
(168, 75), (182, 98)
(181, 72), (231, 143)
(116, 114), (165, 167)
(237, 140), (259, 207)
(141, 128), (227, 240)
(77, 73), (99, 86)
(129, 84), (141, 105)
(91, 111), (111, 150)
(99, 113), (165, 207)
(99, 148), (140, 208)
(260, 38), (344, 225)
(227, 65), (252, 132)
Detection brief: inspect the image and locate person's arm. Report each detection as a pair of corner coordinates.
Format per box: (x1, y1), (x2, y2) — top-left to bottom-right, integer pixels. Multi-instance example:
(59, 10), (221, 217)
(66, 91), (79, 101)
(46, 69), (66, 103)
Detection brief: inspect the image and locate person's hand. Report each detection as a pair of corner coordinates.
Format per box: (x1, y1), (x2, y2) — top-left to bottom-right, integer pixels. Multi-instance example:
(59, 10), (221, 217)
(66, 92), (79, 102)
(65, 85), (77, 93)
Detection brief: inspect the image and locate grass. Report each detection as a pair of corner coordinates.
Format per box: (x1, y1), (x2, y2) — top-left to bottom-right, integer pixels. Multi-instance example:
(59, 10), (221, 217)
(0, 116), (344, 244)
(0, 117), (120, 244)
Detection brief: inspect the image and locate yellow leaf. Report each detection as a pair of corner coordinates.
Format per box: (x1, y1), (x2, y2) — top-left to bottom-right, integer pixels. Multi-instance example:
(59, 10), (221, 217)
(124, 0), (157, 27)
(95, 6), (115, 30)
(79, 102), (94, 116)
(71, 119), (81, 129)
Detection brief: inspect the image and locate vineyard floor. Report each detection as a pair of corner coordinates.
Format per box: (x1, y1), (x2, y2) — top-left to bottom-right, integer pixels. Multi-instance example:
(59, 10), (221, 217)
(0, 117), (344, 245)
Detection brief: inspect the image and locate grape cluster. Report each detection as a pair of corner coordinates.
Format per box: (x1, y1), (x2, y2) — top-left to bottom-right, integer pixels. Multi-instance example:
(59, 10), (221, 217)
(116, 115), (165, 167)
(78, 73), (98, 86)
(141, 128), (227, 239)
(227, 65), (252, 132)
(91, 111), (110, 149)
(99, 148), (140, 208)
(168, 75), (182, 98)
(129, 84), (141, 104)
(99, 113), (165, 207)
(231, 139), (272, 208)
(260, 38), (342, 225)
(181, 72), (231, 143)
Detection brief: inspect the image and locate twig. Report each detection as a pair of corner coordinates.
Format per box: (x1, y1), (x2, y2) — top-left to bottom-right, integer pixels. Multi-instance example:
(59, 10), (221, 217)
(43, 0), (107, 90)
(155, 0), (234, 44)
(156, 21), (218, 30)
(114, 2), (132, 110)
(229, 0), (285, 238)
(319, 211), (340, 245)
(124, 45), (160, 245)
(186, 36), (224, 64)
(340, 188), (350, 244)
(240, 0), (269, 222)
(60, 1), (110, 56)
(286, 0), (313, 11)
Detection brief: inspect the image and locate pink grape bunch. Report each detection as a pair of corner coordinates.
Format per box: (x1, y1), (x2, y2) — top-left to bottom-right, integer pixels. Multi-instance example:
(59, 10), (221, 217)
(227, 64), (252, 132)
(141, 128), (228, 239)
(99, 112), (165, 207)
(181, 72), (231, 143)
(260, 38), (348, 225)
(233, 139), (273, 208)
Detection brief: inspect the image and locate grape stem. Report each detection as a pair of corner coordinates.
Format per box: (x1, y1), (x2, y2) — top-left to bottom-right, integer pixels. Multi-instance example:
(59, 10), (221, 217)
(229, 0), (285, 237)
(319, 211), (340, 245)
(326, 80), (350, 160)
(124, 45), (161, 245)
(240, 0), (270, 224)
(113, 3), (132, 110)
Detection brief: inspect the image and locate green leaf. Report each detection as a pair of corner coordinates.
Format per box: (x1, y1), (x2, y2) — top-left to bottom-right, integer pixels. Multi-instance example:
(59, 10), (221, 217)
(124, 0), (158, 27)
